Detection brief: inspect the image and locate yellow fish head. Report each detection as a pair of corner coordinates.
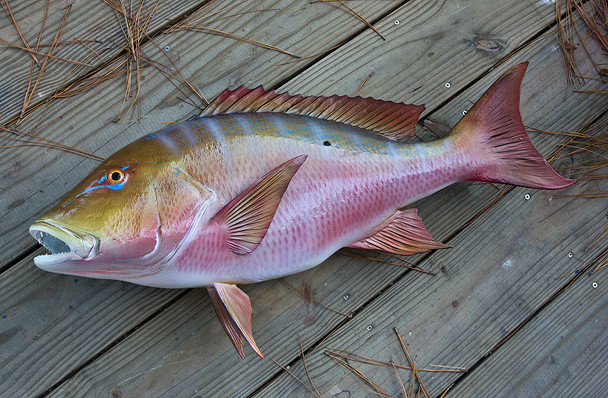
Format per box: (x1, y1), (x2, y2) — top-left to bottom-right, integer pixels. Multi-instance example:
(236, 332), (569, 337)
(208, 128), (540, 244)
(30, 141), (212, 281)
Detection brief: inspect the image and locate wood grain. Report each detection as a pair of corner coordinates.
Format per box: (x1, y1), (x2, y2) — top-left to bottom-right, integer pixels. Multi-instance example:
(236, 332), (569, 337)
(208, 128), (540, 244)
(447, 206), (608, 395)
(0, 249), (184, 396)
(40, 1), (607, 397)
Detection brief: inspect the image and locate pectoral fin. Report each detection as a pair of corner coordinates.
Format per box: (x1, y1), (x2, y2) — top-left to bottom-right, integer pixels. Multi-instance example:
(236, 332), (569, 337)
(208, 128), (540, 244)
(212, 283), (263, 358)
(214, 155), (307, 255)
(350, 209), (449, 255)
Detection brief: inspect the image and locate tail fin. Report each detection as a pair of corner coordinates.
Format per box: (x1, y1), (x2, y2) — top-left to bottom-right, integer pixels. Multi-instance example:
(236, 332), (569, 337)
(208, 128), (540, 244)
(449, 62), (575, 189)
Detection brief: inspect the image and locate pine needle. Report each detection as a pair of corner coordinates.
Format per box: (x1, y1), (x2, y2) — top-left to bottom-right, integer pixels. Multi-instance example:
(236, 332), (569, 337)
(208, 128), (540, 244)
(327, 352), (392, 397)
(339, 249), (436, 275)
(0, 38), (91, 66)
(324, 347), (464, 373)
(391, 360), (408, 398)
(352, 71), (374, 97)
(268, 357), (321, 398)
(0, 125), (104, 161)
(174, 25), (300, 58)
(555, 0), (608, 82)
(300, 340), (322, 398)
(1, 0), (40, 66)
(394, 327), (431, 398)
(18, 2), (72, 125)
(314, 0), (385, 40)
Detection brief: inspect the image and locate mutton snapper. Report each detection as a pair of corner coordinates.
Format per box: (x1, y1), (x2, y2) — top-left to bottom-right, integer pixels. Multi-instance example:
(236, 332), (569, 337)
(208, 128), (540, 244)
(30, 63), (574, 357)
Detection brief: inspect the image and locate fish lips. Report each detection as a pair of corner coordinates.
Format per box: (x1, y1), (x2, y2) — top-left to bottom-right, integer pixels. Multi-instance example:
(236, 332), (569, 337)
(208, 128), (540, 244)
(29, 220), (99, 271)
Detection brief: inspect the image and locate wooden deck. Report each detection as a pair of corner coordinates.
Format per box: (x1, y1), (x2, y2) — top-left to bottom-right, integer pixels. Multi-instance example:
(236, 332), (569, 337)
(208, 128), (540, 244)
(1, 1), (607, 396)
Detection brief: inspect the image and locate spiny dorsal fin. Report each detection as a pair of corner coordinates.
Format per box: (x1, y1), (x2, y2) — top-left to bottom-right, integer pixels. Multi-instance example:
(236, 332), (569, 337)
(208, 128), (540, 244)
(350, 208), (449, 256)
(213, 155), (307, 255)
(200, 86), (425, 141)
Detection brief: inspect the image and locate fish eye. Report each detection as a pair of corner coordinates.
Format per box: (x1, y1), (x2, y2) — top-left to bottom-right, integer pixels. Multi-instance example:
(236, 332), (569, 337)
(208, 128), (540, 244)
(107, 168), (126, 184)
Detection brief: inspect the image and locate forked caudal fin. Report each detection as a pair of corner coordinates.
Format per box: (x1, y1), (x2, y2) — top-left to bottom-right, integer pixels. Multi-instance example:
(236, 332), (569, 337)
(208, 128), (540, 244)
(449, 62), (575, 189)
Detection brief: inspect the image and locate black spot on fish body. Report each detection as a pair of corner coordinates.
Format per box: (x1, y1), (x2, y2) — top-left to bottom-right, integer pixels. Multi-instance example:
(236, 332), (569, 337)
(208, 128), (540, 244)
(323, 140), (331, 146)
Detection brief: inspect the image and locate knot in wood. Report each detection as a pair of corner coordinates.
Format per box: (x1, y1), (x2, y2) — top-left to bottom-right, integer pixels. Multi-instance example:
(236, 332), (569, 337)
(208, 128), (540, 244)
(472, 36), (505, 55)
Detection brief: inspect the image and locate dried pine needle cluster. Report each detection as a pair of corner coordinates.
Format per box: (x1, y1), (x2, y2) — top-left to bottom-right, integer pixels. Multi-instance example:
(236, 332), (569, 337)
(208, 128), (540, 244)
(555, 0), (608, 83)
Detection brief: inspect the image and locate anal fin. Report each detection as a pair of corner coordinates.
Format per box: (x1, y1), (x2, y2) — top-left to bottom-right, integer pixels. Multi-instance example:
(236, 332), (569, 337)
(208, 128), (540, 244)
(350, 209), (449, 256)
(209, 283), (263, 358)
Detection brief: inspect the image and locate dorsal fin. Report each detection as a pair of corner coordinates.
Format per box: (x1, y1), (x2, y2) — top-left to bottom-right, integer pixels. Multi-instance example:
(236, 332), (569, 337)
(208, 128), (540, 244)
(200, 86), (425, 140)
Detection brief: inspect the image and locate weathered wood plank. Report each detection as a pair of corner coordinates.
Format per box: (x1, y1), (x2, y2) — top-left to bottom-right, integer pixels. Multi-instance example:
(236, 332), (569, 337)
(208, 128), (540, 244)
(0, 249), (184, 396)
(39, 1), (608, 397)
(0, 0), (216, 123)
(0, 0), (399, 268)
(444, 117), (608, 397)
(446, 209), (608, 395)
(281, 0), (552, 101)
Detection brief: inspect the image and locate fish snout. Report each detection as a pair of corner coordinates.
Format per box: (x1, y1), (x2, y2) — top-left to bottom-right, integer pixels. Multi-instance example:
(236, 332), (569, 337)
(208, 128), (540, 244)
(29, 220), (99, 268)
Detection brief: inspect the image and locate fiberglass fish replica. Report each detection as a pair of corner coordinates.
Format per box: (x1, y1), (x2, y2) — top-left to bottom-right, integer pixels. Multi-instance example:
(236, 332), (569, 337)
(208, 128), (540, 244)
(30, 62), (574, 357)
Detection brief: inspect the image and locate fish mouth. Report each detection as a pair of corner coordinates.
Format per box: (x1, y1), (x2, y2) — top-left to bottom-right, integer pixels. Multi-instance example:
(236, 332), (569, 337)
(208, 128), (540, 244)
(29, 220), (99, 270)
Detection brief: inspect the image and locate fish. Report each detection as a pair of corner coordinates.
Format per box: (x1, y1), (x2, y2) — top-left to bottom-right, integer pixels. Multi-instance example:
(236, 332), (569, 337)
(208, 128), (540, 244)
(29, 62), (574, 358)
